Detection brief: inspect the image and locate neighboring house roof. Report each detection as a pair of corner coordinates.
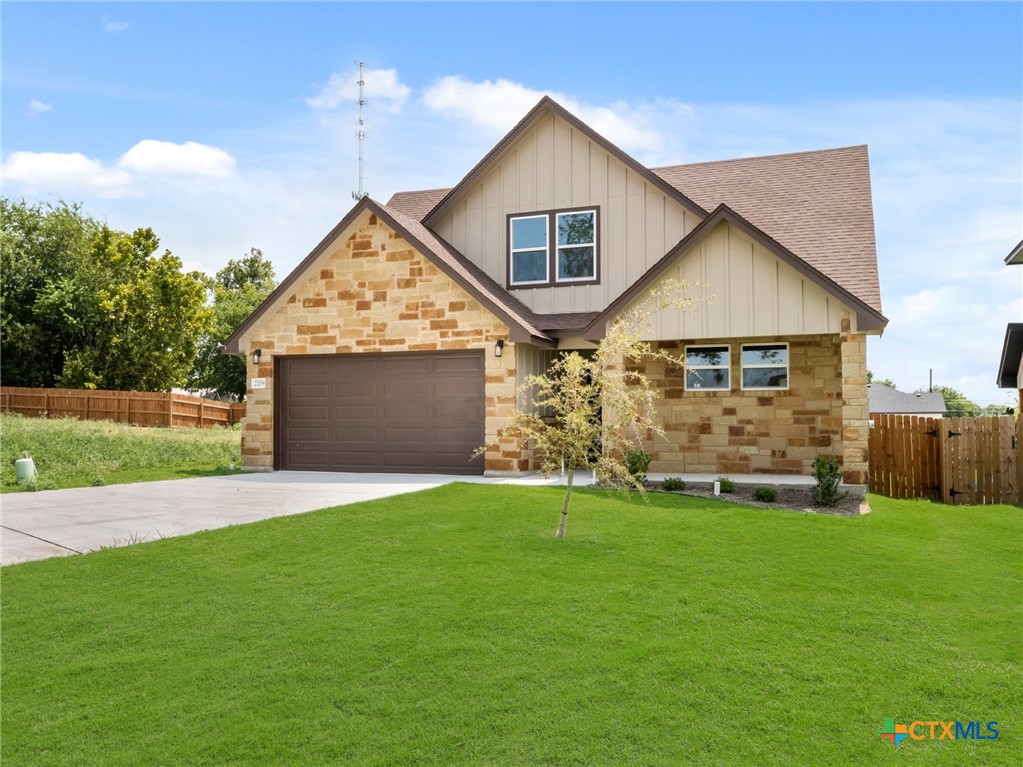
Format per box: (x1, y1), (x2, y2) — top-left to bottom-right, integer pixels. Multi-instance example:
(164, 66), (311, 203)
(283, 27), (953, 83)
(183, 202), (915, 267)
(223, 197), (559, 353)
(1005, 239), (1023, 266)
(996, 322), (1023, 388)
(868, 383), (946, 415)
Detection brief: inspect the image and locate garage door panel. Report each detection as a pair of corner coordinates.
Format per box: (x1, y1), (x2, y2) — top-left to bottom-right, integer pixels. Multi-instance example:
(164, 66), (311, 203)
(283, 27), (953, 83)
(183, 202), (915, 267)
(278, 351), (485, 475)
(432, 355), (485, 373)
(288, 404), (329, 420)
(332, 426), (378, 443)
(332, 381), (377, 399)
(288, 383), (330, 399)
(333, 403), (382, 421)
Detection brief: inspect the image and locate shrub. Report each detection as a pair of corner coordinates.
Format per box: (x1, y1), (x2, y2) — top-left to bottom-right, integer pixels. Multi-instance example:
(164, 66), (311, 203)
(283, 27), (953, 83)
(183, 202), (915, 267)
(661, 477), (686, 492)
(811, 456), (844, 506)
(716, 477), (736, 493)
(625, 450), (651, 481)
(752, 487), (777, 503)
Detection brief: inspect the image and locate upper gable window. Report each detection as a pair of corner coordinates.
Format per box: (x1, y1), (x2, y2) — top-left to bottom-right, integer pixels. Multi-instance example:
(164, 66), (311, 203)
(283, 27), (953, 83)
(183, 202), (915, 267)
(508, 207), (599, 288)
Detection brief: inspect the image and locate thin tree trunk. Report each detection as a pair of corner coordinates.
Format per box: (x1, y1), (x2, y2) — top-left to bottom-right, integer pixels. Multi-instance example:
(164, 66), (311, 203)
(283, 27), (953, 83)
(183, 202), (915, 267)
(557, 466), (574, 539)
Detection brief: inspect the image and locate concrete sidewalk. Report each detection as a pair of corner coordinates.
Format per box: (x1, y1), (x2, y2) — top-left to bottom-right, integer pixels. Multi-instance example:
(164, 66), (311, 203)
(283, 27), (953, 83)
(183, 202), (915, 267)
(0, 471), (593, 565)
(1, 470), (825, 565)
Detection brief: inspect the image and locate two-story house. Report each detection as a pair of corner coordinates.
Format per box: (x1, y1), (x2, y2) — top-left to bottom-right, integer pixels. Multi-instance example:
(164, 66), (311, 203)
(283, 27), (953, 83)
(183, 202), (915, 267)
(224, 97), (887, 483)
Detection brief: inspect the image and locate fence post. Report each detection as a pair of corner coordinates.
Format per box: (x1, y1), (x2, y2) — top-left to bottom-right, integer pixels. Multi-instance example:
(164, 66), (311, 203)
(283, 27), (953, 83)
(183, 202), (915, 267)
(199, 398), (205, 429)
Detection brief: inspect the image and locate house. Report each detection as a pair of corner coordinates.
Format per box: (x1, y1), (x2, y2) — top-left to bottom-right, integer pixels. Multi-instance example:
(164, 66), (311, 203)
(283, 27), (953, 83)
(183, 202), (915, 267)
(867, 383), (946, 417)
(996, 240), (1023, 405)
(224, 97), (886, 483)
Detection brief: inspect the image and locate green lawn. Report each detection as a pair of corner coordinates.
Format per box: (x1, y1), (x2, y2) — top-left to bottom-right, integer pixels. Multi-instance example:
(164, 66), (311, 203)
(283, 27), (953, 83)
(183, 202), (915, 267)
(2, 486), (1019, 766)
(0, 413), (241, 492)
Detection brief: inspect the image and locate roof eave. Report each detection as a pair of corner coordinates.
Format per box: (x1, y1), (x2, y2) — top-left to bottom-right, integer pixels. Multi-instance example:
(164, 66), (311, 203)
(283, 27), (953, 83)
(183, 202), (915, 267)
(996, 323), (1023, 388)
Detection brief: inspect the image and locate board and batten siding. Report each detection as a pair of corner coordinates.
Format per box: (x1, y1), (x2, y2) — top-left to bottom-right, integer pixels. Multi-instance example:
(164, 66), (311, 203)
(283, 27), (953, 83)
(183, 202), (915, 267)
(431, 113), (699, 315)
(630, 221), (846, 340)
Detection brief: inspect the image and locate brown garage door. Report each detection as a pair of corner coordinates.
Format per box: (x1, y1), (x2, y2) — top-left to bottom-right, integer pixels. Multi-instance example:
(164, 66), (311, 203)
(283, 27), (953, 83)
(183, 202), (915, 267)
(276, 350), (486, 474)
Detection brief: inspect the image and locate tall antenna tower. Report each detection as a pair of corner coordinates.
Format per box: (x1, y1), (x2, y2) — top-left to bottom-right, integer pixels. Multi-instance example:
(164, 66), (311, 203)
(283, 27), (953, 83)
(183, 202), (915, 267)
(352, 61), (367, 201)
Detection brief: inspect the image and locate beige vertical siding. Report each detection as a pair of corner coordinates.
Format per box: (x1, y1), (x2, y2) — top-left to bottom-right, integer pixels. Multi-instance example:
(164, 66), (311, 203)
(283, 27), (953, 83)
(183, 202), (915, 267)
(431, 113), (698, 314)
(635, 221), (844, 340)
(514, 344), (559, 414)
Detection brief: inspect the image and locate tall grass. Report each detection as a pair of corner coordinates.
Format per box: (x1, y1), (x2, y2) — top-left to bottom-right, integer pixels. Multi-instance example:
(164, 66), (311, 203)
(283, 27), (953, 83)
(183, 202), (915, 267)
(0, 412), (241, 491)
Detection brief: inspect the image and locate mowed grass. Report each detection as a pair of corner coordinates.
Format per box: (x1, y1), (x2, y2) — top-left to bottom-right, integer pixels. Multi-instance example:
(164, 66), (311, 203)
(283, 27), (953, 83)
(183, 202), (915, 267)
(2, 485), (1020, 766)
(0, 412), (241, 492)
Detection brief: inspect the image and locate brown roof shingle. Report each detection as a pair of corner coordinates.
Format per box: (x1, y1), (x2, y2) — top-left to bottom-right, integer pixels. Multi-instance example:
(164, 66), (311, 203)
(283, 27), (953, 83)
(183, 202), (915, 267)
(652, 145), (881, 313)
(387, 145), (884, 316)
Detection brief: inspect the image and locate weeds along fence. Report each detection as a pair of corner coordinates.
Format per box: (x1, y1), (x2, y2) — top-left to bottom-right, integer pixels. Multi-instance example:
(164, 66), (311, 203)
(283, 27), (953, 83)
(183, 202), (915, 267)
(0, 387), (245, 429)
(868, 413), (1021, 505)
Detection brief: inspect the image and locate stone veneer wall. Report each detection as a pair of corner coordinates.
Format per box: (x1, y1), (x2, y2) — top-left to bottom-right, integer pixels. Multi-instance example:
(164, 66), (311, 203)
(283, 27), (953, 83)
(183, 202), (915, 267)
(636, 323), (869, 482)
(240, 214), (524, 472)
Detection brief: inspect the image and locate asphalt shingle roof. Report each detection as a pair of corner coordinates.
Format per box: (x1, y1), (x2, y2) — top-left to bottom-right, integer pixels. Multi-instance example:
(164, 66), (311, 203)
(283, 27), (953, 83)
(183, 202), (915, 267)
(386, 145), (883, 316)
(868, 383), (946, 415)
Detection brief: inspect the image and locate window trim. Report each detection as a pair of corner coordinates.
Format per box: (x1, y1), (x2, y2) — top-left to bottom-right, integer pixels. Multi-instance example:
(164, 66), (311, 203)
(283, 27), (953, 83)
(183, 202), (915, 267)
(740, 342), (790, 391)
(507, 206), (600, 289)
(684, 344), (731, 391)
(508, 214), (550, 286)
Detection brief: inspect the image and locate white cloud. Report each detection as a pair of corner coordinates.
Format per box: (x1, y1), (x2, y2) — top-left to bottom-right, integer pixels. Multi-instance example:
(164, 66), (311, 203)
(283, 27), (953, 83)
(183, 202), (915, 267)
(103, 18), (128, 33)
(1, 151), (132, 195)
(1, 140), (236, 198)
(420, 76), (668, 154)
(306, 66), (410, 114)
(119, 140), (236, 179)
(27, 100), (53, 116)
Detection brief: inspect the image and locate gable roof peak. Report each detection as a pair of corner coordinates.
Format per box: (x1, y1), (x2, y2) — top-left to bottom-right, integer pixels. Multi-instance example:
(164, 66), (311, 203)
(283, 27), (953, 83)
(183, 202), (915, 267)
(421, 96), (707, 225)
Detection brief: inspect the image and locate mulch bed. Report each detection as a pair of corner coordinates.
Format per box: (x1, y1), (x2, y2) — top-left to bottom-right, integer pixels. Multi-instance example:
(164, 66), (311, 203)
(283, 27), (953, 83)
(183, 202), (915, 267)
(651, 481), (868, 516)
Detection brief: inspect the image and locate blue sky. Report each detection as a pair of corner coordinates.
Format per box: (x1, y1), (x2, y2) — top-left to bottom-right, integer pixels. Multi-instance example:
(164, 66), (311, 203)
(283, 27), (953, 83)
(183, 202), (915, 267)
(3, 1), (1021, 407)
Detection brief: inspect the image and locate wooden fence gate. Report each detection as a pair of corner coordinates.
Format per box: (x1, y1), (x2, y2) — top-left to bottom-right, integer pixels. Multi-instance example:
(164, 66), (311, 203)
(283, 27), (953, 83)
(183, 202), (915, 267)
(868, 413), (1021, 505)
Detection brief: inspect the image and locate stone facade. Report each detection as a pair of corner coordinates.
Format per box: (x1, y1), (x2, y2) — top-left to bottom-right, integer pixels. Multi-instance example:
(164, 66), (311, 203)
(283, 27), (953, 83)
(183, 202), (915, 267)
(636, 325), (869, 483)
(240, 214), (523, 472)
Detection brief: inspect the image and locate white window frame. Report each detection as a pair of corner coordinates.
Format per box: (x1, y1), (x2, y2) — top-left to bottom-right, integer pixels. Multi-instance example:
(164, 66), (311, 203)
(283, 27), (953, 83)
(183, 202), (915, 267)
(554, 209), (597, 284)
(684, 344), (731, 391)
(740, 342), (790, 391)
(509, 214), (549, 286)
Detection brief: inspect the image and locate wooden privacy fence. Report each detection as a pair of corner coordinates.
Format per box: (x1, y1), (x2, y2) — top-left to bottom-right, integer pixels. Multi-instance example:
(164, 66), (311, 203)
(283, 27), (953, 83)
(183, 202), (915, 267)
(868, 413), (1021, 505)
(0, 387), (245, 429)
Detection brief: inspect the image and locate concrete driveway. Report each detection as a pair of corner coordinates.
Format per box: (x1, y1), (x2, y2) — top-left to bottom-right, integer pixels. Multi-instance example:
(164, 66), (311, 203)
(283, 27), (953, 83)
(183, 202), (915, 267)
(1, 471), (589, 566)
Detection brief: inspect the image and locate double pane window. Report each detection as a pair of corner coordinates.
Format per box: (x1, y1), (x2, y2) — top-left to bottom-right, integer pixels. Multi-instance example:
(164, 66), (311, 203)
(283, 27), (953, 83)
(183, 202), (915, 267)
(509, 208), (597, 287)
(685, 345), (730, 390)
(741, 344), (789, 389)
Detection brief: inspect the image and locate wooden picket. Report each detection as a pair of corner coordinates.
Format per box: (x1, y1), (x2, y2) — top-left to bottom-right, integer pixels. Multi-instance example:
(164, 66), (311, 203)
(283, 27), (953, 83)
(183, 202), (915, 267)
(869, 413), (1019, 505)
(0, 386), (245, 429)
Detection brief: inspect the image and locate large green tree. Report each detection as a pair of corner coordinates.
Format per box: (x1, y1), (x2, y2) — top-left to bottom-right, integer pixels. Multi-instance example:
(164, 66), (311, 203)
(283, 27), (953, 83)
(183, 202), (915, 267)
(190, 248), (276, 400)
(1, 198), (211, 391)
(917, 385), (981, 418)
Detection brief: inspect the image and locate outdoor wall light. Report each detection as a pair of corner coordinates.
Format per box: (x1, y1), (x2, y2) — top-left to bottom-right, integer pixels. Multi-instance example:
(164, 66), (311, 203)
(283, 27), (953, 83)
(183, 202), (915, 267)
(494, 339), (504, 358)
(252, 349), (262, 366)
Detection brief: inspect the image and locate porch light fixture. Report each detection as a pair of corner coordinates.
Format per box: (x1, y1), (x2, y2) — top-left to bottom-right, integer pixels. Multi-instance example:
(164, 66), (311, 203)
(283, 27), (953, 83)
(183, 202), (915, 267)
(494, 339), (504, 358)
(252, 349), (262, 366)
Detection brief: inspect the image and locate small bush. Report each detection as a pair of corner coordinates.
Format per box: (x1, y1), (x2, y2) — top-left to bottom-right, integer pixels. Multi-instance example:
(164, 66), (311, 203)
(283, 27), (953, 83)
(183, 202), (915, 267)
(716, 477), (735, 493)
(811, 456), (844, 506)
(752, 487), (777, 503)
(661, 477), (686, 492)
(625, 450), (651, 481)
(91, 477), (106, 487)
